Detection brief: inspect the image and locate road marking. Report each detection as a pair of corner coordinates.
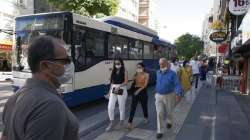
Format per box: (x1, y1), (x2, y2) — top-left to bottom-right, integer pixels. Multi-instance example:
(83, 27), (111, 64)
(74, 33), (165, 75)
(0, 106), (4, 112)
(127, 128), (154, 139)
(0, 99), (8, 105)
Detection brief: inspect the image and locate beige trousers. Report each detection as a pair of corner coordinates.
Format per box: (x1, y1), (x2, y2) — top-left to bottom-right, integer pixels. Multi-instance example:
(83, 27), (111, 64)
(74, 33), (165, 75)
(155, 93), (176, 133)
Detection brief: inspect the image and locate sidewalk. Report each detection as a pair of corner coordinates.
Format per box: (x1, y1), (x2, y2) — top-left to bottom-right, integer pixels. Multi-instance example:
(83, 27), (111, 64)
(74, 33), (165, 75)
(0, 72), (12, 82)
(81, 86), (199, 140)
(176, 86), (250, 140)
(81, 83), (250, 140)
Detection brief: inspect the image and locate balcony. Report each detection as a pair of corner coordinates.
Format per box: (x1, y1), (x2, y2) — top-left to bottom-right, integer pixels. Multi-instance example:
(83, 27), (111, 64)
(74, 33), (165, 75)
(139, 0), (149, 8)
(139, 15), (149, 19)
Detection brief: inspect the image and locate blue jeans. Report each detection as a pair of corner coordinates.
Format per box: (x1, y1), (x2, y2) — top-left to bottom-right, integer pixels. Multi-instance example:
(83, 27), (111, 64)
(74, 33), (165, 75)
(193, 74), (199, 89)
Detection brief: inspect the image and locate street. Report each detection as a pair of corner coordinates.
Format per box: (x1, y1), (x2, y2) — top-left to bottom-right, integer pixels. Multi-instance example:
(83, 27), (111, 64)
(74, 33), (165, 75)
(1, 81), (250, 140)
(0, 81), (110, 139)
(0, 81), (198, 140)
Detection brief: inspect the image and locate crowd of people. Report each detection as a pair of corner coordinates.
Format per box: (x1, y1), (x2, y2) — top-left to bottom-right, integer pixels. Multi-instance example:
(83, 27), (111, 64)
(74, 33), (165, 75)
(0, 35), (211, 140)
(104, 55), (210, 139)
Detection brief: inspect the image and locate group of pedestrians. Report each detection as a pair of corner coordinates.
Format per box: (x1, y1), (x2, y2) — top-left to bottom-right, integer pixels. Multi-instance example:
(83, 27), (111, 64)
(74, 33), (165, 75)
(0, 35), (208, 140)
(105, 57), (183, 139)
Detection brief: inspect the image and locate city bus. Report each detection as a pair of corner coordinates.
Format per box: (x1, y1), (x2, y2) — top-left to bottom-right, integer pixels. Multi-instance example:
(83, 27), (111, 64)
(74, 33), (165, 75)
(12, 12), (174, 107)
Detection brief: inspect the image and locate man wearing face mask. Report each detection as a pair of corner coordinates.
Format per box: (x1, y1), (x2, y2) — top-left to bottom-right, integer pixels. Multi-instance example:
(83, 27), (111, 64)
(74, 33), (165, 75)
(1, 36), (79, 140)
(155, 58), (182, 139)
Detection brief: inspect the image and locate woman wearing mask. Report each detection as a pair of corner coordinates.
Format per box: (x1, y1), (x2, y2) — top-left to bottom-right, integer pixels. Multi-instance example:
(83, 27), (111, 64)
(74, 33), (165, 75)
(128, 63), (149, 129)
(106, 58), (128, 132)
(179, 61), (192, 95)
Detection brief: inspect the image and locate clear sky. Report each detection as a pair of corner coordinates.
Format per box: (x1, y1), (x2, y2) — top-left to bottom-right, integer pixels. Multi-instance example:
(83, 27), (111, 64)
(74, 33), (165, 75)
(156, 0), (214, 43)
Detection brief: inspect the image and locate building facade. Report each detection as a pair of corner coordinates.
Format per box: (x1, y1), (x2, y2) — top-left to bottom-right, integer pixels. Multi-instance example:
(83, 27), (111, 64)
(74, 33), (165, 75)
(0, 0), (34, 41)
(138, 0), (158, 31)
(202, 0), (229, 57)
(0, 0), (34, 71)
(115, 0), (139, 22)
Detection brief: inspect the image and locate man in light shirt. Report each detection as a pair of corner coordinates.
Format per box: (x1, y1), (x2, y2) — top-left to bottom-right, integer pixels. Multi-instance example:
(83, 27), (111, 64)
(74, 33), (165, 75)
(170, 58), (180, 74)
(190, 57), (200, 89)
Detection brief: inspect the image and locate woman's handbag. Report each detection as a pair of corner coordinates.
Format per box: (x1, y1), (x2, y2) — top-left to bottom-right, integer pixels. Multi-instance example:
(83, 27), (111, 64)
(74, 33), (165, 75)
(112, 88), (124, 95)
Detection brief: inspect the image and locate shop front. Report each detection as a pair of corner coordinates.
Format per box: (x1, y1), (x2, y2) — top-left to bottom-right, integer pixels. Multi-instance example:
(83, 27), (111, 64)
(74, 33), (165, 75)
(0, 40), (12, 71)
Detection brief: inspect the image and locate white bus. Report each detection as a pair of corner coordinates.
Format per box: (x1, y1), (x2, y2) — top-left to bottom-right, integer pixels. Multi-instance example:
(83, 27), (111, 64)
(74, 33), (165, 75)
(12, 12), (174, 107)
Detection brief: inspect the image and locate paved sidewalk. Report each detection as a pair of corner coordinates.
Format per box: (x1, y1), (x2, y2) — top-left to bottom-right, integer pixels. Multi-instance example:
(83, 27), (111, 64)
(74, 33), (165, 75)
(81, 86), (199, 140)
(0, 72), (12, 82)
(176, 86), (250, 140)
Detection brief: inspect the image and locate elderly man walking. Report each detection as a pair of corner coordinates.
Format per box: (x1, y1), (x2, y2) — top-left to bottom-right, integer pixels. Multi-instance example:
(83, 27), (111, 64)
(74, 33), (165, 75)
(155, 58), (182, 139)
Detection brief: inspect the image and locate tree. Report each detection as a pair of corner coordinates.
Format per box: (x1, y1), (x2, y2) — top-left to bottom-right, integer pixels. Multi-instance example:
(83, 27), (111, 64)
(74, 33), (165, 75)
(48, 0), (119, 17)
(174, 33), (203, 60)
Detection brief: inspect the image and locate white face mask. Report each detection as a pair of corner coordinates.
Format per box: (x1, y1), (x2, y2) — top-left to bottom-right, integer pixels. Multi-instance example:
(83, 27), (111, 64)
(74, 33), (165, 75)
(115, 64), (121, 69)
(160, 67), (167, 72)
(57, 62), (74, 84)
(136, 68), (143, 73)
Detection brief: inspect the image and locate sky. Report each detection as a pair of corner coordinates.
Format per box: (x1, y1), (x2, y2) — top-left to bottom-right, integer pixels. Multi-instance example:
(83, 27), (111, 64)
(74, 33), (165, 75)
(156, 0), (214, 43)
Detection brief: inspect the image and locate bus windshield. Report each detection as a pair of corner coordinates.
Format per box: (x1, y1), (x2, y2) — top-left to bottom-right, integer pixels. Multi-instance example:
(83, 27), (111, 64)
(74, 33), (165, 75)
(13, 14), (66, 72)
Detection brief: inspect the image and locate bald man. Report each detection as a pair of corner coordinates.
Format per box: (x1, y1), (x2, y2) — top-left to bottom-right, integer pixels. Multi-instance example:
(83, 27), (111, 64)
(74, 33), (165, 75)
(155, 58), (182, 139)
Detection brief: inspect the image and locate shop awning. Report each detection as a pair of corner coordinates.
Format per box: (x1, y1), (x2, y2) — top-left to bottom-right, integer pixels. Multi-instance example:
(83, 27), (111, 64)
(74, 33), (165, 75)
(0, 44), (12, 51)
(0, 40), (12, 51)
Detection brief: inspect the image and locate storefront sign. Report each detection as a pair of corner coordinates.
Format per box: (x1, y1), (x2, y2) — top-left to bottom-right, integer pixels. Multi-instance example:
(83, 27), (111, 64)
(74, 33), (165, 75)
(0, 44), (12, 51)
(229, 0), (250, 15)
(209, 31), (227, 43)
(218, 43), (228, 54)
(241, 9), (250, 44)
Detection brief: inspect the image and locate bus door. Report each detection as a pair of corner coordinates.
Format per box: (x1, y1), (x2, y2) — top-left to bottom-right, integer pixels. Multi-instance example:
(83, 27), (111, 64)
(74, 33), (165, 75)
(73, 27), (86, 72)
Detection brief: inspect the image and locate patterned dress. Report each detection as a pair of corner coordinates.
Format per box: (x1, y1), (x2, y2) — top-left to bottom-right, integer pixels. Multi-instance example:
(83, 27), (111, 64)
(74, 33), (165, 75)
(178, 67), (192, 92)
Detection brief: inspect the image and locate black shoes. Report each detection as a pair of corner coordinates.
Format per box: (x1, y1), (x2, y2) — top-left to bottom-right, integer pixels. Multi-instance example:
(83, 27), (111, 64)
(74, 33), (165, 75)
(167, 123), (172, 129)
(156, 133), (163, 139)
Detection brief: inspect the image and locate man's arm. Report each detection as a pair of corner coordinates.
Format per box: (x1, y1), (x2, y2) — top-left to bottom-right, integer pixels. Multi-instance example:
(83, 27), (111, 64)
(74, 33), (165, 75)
(25, 101), (67, 140)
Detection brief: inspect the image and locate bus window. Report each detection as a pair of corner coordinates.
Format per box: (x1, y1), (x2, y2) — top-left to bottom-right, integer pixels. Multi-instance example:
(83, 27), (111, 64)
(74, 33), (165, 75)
(85, 29), (105, 66)
(153, 46), (161, 59)
(129, 40), (143, 59)
(143, 42), (154, 59)
(108, 35), (129, 59)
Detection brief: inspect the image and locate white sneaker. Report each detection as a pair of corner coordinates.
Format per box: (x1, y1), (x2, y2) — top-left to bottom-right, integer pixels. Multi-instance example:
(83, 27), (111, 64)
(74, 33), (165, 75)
(105, 122), (115, 132)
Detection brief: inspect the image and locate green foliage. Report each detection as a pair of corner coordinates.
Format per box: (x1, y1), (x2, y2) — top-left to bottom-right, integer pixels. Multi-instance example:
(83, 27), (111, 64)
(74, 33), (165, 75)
(48, 0), (119, 17)
(174, 33), (203, 59)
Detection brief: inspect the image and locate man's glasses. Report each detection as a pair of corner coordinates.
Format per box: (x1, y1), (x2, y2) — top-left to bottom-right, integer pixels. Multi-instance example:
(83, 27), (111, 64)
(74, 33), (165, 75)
(45, 56), (72, 64)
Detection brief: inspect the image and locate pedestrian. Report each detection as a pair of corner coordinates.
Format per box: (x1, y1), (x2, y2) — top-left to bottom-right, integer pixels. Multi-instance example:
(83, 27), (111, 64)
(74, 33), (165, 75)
(106, 58), (128, 132)
(1, 36), (79, 140)
(128, 62), (149, 129)
(170, 57), (180, 73)
(2, 58), (8, 71)
(200, 60), (208, 86)
(155, 58), (182, 139)
(178, 61), (192, 95)
(190, 57), (200, 90)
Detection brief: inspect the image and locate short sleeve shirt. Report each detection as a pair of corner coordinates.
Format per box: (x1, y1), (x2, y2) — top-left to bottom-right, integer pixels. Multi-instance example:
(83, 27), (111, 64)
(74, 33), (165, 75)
(190, 60), (200, 74)
(2, 78), (79, 140)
